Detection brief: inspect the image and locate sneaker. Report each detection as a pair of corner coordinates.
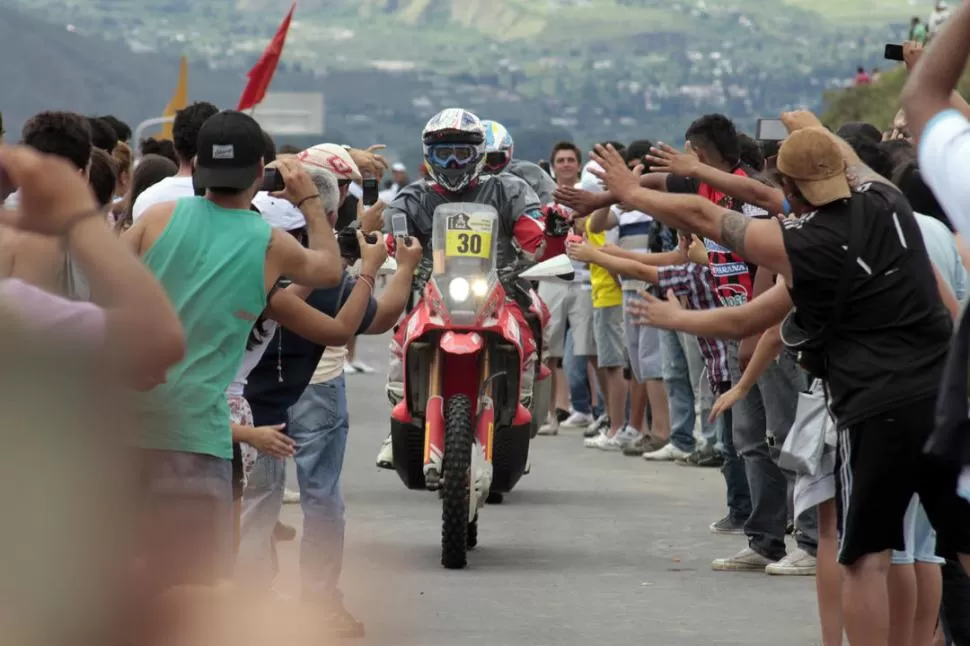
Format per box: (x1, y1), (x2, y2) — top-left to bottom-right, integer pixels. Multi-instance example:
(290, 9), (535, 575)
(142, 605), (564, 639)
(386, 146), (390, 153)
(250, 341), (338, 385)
(555, 407), (571, 423)
(376, 434), (394, 469)
(765, 548), (817, 576)
(612, 425), (643, 450)
(622, 434), (648, 456)
(712, 547), (777, 572)
(323, 603), (366, 638)
(537, 414), (559, 436)
(676, 448), (724, 468)
(283, 489), (301, 504)
(561, 411), (594, 428)
(642, 443), (692, 461)
(709, 515), (746, 536)
(584, 414), (609, 438)
(343, 360), (358, 374)
(351, 360), (375, 374)
(273, 521), (297, 542)
(583, 431), (611, 449)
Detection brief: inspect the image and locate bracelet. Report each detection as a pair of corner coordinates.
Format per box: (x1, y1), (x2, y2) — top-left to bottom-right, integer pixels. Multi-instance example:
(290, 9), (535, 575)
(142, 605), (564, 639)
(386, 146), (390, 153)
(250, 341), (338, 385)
(61, 208), (104, 239)
(358, 273), (376, 291)
(296, 194), (321, 209)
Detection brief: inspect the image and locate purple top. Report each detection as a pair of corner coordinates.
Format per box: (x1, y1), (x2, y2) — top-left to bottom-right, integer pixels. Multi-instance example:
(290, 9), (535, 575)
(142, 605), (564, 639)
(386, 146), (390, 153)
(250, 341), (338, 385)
(0, 279), (106, 345)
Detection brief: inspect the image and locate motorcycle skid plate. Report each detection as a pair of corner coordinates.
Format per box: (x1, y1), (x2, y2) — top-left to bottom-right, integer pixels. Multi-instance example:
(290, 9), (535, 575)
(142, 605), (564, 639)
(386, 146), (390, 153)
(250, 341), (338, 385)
(390, 418), (427, 491)
(489, 422), (531, 493)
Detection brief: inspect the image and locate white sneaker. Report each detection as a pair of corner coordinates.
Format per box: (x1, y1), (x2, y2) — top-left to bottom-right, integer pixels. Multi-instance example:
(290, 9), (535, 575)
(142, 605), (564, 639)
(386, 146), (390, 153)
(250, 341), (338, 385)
(765, 548), (817, 576)
(583, 431), (610, 449)
(562, 411), (594, 428)
(343, 360), (358, 374)
(376, 434), (394, 469)
(283, 489), (301, 504)
(351, 360), (375, 374)
(537, 414), (559, 436)
(642, 443), (692, 461)
(612, 425), (643, 450)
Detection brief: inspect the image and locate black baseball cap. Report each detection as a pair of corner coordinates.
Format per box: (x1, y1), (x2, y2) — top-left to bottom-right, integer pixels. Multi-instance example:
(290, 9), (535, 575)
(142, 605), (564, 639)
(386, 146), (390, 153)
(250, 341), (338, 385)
(194, 110), (266, 190)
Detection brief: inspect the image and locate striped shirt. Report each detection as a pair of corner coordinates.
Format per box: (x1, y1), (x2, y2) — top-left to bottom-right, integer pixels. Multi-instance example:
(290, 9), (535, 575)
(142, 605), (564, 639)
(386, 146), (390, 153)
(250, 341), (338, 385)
(613, 205), (654, 292)
(657, 263), (729, 392)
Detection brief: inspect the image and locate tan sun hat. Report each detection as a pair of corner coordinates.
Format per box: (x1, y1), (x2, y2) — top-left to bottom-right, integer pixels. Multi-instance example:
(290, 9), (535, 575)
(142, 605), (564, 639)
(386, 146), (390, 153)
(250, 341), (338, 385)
(776, 127), (851, 206)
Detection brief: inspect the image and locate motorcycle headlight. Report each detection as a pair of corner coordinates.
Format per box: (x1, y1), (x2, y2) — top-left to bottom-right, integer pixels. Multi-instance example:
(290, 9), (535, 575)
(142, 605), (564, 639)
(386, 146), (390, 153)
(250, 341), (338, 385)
(471, 278), (489, 297)
(449, 277), (470, 302)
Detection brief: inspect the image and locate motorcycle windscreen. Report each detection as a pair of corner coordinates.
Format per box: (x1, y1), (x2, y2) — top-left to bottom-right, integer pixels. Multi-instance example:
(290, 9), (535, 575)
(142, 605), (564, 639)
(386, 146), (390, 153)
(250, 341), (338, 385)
(430, 203), (499, 325)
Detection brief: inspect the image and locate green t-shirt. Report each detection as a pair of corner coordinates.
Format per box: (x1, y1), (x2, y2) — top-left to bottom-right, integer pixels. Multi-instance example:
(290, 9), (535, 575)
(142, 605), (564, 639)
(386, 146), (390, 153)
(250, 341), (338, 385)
(135, 197), (271, 459)
(913, 23), (927, 44)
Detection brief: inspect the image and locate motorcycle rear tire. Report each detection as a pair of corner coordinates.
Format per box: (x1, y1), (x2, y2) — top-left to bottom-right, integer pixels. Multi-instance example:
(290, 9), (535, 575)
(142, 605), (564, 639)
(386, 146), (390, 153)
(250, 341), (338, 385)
(441, 394), (473, 569)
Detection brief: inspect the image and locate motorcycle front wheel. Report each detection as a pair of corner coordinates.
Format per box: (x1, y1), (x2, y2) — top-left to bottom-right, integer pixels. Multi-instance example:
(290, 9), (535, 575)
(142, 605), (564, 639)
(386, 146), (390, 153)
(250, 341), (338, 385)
(441, 394), (473, 569)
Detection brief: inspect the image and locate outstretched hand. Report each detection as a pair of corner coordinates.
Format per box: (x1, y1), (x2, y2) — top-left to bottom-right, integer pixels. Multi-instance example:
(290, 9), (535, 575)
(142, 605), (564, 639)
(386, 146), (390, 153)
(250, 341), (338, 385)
(589, 144), (642, 205)
(647, 143), (700, 176)
(627, 289), (685, 330)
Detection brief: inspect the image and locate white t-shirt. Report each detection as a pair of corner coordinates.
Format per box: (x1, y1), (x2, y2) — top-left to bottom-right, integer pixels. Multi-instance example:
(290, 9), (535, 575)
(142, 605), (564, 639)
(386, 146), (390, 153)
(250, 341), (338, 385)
(226, 321), (279, 397)
(310, 345), (347, 385)
(131, 176), (195, 221)
(918, 109), (970, 240)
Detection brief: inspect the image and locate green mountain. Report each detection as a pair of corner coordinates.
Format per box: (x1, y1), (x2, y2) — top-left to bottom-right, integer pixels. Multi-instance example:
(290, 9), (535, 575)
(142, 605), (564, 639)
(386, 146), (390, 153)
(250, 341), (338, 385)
(2, 0), (928, 167)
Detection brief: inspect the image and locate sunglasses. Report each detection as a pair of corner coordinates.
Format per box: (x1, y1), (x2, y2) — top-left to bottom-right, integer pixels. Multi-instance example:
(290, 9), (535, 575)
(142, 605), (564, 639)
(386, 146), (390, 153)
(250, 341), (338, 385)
(428, 143), (478, 167)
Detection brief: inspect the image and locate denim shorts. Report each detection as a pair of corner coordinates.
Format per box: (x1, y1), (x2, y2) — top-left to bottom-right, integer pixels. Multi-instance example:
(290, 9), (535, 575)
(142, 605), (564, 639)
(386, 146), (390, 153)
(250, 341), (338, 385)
(891, 495), (945, 565)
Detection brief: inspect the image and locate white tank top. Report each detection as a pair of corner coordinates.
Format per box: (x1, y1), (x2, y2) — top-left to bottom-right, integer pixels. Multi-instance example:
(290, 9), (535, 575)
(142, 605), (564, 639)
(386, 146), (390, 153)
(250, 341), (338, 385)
(226, 320), (279, 397)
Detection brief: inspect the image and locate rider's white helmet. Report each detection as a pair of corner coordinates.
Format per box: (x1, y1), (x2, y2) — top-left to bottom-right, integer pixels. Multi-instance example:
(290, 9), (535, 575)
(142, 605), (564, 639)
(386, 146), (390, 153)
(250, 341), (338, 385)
(421, 108), (487, 193)
(482, 120), (514, 174)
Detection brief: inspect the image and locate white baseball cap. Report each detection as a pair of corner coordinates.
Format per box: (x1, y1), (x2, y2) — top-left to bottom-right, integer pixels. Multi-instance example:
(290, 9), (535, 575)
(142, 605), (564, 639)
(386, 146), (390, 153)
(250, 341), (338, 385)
(391, 162), (407, 172)
(298, 144), (362, 182)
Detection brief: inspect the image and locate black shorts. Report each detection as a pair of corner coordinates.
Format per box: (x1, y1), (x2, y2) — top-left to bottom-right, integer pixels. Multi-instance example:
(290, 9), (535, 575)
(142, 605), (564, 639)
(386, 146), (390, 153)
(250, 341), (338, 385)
(835, 396), (970, 565)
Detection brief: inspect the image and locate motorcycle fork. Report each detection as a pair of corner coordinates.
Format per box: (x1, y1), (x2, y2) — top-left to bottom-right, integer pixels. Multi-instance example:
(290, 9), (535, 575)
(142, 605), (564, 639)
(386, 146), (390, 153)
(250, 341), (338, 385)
(423, 345), (445, 476)
(476, 349), (495, 463)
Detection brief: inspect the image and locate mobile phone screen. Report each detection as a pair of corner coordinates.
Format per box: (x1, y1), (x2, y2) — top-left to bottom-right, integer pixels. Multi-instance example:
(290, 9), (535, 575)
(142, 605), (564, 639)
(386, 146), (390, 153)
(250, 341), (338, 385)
(756, 118), (789, 142)
(362, 178), (380, 206)
(391, 212), (409, 238)
(260, 169), (285, 193)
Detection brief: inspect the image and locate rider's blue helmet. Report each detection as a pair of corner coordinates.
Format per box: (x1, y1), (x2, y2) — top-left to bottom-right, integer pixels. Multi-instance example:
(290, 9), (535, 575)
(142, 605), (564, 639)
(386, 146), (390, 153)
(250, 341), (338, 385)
(421, 108), (487, 193)
(482, 120), (514, 174)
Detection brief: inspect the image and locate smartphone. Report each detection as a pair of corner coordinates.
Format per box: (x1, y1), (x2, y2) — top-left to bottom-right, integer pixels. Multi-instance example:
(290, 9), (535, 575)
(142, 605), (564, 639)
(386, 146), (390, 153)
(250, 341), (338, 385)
(390, 212), (409, 238)
(756, 118), (789, 142)
(884, 43), (905, 62)
(260, 168), (286, 193)
(362, 178), (380, 206)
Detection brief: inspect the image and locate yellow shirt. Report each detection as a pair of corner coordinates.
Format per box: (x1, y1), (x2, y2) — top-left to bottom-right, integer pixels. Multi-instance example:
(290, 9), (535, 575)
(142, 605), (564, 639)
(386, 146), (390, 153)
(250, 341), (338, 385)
(585, 218), (623, 308)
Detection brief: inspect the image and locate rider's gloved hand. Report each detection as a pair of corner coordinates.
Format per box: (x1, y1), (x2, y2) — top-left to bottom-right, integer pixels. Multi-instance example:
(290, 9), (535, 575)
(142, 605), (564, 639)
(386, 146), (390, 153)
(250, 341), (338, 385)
(358, 230), (388, 277)
(541, 204), (572, 238)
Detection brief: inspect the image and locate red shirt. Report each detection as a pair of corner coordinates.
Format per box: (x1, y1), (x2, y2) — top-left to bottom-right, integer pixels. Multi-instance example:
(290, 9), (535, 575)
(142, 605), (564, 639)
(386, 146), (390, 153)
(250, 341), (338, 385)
(667, 168), (758, 306)
(855, 72), (871, 86)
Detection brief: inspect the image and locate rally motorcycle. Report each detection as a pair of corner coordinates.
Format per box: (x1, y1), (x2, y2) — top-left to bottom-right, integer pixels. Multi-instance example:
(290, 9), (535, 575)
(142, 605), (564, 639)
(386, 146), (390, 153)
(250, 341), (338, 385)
(388, 203), (573, 569)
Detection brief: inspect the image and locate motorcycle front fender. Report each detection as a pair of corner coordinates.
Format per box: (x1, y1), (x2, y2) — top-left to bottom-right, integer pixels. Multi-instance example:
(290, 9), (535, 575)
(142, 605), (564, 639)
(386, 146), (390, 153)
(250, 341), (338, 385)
(439, 331), (484, 356)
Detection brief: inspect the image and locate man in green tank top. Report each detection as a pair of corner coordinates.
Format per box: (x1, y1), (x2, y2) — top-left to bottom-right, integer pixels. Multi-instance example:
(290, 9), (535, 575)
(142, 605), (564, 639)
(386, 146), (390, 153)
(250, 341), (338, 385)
(124, 110), (343, 592)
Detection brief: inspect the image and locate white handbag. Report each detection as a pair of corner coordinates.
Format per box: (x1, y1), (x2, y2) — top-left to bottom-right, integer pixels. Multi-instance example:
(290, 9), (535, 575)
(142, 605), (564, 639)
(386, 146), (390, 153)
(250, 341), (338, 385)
(779, 379), (835, 476)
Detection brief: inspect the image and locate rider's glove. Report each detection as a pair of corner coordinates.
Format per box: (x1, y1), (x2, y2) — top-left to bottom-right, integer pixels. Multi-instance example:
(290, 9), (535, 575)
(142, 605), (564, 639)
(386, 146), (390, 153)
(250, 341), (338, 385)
(541, 204), (572, 238)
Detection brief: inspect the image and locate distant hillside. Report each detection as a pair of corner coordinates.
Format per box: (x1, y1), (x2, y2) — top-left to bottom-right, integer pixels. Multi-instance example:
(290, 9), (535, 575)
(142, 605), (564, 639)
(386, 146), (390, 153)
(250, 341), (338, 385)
(821, 64), (970, 132)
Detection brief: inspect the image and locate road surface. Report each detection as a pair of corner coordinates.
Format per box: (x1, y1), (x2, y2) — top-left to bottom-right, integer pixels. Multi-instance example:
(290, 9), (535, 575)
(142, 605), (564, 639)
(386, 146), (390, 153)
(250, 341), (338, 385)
(275, 335), (820, 646)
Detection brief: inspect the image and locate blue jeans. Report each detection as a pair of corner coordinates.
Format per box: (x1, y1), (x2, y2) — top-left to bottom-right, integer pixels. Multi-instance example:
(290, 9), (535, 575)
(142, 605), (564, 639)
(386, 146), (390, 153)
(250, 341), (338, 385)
(237, 375), (351, 601)
(288, 376), (350, 603)
(728, 343), (816, 559)
(714, 390), (752, 524)
(237, 452), (286, 587)
(564, 327), (603, 418)
(659, 328), (696, 453)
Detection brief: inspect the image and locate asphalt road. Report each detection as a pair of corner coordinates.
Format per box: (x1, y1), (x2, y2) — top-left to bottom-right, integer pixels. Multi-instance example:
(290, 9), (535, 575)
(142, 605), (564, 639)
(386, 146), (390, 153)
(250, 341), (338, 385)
(275, 335), (821, 646)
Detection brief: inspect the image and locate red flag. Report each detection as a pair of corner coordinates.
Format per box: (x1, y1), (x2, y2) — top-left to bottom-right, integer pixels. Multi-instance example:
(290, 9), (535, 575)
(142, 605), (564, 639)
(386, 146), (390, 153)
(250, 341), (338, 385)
(236, 3), (296, 112)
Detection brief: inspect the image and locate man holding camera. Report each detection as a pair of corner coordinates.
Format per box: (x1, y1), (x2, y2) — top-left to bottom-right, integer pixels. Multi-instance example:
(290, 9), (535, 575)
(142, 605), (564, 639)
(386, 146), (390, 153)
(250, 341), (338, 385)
(240, 143), (420, 638)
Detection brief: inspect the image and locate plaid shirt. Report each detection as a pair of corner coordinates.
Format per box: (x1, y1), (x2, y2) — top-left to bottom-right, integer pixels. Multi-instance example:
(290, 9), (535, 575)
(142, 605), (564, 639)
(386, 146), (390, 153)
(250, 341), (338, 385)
(656, 263), (730, 392)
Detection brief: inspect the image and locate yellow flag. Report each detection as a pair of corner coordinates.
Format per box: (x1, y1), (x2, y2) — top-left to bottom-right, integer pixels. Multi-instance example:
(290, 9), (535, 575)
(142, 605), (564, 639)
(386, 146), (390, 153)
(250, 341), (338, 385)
(157, 57), (188, 140)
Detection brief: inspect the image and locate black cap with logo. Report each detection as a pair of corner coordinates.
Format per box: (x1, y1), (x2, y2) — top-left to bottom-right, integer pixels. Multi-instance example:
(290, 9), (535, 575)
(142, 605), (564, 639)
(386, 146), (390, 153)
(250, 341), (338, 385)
(193, 110), (266, 190)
